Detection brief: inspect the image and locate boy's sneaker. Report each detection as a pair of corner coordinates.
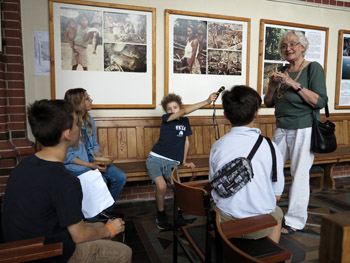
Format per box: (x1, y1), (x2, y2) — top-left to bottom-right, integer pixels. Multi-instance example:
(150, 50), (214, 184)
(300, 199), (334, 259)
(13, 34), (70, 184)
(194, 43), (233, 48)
(156, 211), (173, 231)
(177, 210), (187, 227)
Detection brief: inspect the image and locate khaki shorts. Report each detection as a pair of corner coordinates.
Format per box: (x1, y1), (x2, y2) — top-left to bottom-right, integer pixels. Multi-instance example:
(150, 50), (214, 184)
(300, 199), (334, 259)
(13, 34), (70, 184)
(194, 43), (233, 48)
(219, 206), (283, 240)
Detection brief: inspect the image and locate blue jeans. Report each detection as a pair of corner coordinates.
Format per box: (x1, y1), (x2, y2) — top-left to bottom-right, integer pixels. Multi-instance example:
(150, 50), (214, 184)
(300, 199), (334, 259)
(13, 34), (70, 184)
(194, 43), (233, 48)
(72, 165), (126, 222)
(102, 165), (126, 212)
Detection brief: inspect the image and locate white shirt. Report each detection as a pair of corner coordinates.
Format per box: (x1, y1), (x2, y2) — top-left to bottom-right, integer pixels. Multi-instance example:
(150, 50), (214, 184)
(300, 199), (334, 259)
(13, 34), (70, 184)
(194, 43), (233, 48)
(209, 126), (285, 218)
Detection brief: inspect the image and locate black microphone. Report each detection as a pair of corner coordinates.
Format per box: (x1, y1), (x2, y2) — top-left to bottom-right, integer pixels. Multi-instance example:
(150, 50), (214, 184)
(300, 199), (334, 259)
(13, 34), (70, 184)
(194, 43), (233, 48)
(217, 86), (225, 94)
(214, 86), (225, 102)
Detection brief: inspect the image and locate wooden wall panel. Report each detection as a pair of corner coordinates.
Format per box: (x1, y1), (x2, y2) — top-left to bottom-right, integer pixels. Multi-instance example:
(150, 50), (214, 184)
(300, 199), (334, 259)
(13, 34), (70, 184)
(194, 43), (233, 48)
(136, 126), (145, 158)
(127, 128), (137, 158)
(345, 121), (350, 145)
(194, 126), (204, 155)
(97, 128), (108, 155)
(144, 127), (154, 156)
(203, 126), (211, 155)
(95, 114), (350, 163)
(107, 128), (118, 157)
(265, 124), (274, 139)
(188, 132), (195, 155)
(118, 128), (127, 159)
(335, 121), (344, 145)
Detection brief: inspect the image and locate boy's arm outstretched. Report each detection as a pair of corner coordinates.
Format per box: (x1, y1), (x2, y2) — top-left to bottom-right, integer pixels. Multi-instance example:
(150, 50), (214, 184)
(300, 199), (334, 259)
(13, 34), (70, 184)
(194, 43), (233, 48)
(167, 92), (218, 122)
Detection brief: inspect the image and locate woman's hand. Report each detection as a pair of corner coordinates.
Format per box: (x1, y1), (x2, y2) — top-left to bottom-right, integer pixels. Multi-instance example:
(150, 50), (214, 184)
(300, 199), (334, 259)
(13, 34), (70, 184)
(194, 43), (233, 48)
(268, 70), (283, 85)
(274, 71), (298, 88)
(89, 162), (107, 172)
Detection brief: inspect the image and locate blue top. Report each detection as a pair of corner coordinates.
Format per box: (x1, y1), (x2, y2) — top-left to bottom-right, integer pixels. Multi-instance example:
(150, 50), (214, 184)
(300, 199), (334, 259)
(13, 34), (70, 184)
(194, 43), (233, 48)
(64, 116), (100, 174)
(151, 113), (192, 163)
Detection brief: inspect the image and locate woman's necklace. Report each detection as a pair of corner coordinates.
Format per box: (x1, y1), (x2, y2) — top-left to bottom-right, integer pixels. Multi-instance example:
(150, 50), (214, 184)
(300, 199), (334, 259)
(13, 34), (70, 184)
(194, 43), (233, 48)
(276, 59), (306, 99)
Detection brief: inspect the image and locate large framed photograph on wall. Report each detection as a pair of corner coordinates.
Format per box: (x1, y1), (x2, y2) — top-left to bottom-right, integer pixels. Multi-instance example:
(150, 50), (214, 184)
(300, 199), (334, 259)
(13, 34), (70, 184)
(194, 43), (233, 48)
(258, 19), (328, 104)
(49, 0), (156, 108)
(165, 9), (250, 106)
(335, 30), (350, 109)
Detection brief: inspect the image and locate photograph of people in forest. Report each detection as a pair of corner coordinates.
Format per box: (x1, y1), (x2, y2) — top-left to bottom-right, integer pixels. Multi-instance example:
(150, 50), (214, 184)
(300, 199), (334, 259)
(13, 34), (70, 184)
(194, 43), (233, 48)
(173, 18), (207, 74)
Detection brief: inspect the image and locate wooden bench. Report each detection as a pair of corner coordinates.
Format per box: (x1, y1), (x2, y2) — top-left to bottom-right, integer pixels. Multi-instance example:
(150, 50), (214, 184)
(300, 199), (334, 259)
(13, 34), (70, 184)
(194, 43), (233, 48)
(95, 113), (350, 188)
(0, 237), (62, 263)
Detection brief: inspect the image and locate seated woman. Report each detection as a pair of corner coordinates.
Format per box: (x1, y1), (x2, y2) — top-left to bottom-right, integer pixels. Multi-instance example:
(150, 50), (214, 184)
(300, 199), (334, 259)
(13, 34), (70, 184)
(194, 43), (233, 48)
(64, 88), (126, 221)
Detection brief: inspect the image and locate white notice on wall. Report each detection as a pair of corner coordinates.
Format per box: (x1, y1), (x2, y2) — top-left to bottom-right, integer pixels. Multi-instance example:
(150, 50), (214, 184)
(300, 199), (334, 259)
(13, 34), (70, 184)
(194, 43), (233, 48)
(33, 31), (50, 75)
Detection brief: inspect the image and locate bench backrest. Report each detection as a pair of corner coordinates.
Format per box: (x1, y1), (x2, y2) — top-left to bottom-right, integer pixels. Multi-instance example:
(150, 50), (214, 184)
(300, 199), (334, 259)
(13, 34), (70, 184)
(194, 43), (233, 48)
(94, 113), (350, 164)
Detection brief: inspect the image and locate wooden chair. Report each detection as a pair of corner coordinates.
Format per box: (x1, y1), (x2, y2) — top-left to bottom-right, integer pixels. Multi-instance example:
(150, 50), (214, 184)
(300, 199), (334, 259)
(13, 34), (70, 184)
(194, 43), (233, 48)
(0, 196), (63, 263)
(172, 168), (214, 263)
(214, 208), (291, 263)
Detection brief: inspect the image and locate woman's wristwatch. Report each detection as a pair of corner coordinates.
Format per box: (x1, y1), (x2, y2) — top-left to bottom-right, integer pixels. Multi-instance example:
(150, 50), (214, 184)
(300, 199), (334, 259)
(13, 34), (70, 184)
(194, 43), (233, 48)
(296, 86), (304, 93)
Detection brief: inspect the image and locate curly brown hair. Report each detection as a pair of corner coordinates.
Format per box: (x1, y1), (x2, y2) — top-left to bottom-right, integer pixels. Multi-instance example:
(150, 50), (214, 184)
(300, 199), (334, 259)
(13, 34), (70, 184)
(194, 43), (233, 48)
(161, 93), (183, 112)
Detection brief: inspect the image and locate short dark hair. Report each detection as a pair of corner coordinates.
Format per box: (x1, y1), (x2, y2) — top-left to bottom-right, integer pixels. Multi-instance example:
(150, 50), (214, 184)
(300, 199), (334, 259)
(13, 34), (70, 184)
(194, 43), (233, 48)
(222, 85), (261, 126)
(161, 93), (183, 112)
(27, 100), (75, 147)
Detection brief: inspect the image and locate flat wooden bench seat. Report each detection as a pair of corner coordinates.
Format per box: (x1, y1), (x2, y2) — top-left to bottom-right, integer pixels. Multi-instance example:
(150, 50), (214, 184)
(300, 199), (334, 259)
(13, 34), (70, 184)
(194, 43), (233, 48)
(116, 157), (210, 181)
(95, 114), (350, 189)
(0, 237), (62, 263)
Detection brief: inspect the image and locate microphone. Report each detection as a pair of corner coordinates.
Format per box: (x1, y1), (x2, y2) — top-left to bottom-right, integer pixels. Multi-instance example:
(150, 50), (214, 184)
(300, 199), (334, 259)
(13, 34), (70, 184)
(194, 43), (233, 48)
(214, 86), (225, 102)
(217, 86), (225, 94)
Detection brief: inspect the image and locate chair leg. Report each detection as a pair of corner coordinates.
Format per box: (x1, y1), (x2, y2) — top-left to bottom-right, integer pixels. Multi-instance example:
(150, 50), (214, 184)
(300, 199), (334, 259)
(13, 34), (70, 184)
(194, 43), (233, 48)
(173, 189), (178, 263)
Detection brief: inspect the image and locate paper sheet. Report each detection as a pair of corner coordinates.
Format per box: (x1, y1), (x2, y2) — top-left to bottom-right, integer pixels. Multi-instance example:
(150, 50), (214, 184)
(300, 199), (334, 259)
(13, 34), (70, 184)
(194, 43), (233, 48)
(78, 169), (115, 218)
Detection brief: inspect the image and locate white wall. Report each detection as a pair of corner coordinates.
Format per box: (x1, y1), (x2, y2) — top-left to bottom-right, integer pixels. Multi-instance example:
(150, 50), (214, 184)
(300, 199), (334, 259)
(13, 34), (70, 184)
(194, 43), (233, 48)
(21, 0), (350, 126)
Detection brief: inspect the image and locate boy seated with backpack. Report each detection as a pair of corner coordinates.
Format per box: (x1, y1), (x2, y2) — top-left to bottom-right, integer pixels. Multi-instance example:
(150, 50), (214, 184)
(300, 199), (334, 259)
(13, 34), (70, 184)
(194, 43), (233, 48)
(209, 85), (285, 243)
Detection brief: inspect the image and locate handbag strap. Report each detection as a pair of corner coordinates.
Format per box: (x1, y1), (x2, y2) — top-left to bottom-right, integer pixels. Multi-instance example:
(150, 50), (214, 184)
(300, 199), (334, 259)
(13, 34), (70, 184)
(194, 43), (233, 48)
(307, 62), (329, 119)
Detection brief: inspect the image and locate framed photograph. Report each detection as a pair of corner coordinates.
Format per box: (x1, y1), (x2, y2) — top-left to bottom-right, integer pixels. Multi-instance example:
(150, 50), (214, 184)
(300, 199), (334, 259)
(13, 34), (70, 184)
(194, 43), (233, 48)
(49, 0), (156, 108)
(165, 9), (250, 106)
(258, 19), (328, 104)
(335, 30), (350, 109)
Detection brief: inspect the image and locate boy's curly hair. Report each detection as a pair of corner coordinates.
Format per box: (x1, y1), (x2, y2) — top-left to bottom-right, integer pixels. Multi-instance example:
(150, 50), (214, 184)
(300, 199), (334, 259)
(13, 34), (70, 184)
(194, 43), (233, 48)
(161, 93), (183, 112)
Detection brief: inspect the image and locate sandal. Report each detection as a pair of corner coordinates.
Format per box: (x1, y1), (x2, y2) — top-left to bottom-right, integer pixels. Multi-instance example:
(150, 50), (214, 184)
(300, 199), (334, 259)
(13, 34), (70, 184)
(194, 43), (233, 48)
(281, 223), (297, 235)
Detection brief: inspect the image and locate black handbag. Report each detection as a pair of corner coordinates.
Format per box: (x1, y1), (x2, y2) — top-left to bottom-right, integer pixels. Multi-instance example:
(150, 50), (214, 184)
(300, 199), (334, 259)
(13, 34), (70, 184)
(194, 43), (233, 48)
(311, 104), (337, 153)
(306, 63), (337, 153)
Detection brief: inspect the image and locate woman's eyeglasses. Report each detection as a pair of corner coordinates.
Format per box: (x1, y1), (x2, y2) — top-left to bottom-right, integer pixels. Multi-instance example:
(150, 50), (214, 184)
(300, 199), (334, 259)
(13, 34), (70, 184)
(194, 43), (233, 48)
(281, 42), (300, 50)
(84, 96), (92, 101)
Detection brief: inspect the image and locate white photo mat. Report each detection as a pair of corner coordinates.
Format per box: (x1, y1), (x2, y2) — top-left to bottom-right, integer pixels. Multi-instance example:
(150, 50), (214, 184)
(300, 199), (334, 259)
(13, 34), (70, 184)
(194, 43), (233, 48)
(49, 0), (155, 108)
(165, 10), (250, 106)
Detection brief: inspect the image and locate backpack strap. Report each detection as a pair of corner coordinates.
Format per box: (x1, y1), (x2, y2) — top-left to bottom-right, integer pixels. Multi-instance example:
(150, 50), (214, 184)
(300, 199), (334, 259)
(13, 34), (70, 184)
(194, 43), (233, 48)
(264, 136), (277, 182)
(247, 135), (264, 161)
(246, 135), (277, 182)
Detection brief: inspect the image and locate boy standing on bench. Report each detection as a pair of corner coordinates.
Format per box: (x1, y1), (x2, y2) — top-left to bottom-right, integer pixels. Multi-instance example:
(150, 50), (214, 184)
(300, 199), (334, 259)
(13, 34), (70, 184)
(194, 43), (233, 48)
(147, 92), (218, 230)
(2, 100), (132, 262)
(209, 85), (285, 243)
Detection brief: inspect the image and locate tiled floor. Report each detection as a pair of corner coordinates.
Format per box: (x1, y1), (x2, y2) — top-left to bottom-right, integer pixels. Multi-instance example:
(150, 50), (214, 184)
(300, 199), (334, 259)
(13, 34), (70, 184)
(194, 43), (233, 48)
(117, 177), (350, 263)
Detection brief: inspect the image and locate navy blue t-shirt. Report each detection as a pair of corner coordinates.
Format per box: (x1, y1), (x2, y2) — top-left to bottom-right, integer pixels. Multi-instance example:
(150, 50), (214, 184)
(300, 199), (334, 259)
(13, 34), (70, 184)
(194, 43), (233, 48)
(151, 113), (192, 162)
(2, 154), (84, 262)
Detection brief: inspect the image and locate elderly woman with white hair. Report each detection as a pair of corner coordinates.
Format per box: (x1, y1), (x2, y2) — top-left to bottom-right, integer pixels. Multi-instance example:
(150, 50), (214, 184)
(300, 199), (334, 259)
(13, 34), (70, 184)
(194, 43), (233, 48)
(264, 30), (328, 234)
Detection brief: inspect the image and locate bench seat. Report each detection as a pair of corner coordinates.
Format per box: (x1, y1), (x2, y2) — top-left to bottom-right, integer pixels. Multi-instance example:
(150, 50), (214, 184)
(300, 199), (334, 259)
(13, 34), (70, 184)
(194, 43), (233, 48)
(116, 157), (210, 182)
